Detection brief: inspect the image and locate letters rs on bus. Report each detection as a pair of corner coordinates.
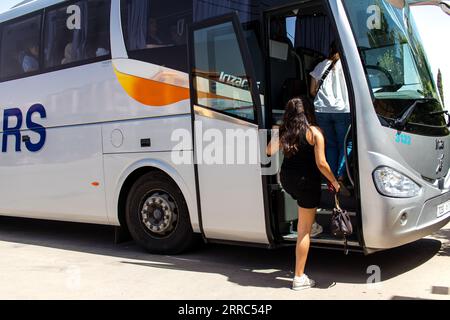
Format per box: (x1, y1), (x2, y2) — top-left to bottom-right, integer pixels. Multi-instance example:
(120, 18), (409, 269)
(2, 104), (47, 153)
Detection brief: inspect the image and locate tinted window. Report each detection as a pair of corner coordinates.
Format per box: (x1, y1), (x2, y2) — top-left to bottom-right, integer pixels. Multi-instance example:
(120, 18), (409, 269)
(44, 0), (111, 69)
(192, 22), (256, 121)
(121, 0), (192, 71)
(193, 0), (261, 23)
(0, 15), (41, 79)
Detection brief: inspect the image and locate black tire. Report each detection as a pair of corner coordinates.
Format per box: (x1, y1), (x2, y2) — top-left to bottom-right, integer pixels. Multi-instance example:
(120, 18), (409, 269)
(125, 171), (195, 254)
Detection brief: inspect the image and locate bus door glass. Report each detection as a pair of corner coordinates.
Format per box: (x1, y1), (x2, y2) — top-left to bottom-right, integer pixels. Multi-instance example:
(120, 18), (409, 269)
(188, 14), (270, 244)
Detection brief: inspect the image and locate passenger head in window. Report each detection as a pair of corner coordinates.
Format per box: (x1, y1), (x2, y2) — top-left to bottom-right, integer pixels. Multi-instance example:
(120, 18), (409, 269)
(20, 43), (39, 73)
(146, 18), (164, 47)
(96, 47), (109, 57)
(61, 43), (73, 65)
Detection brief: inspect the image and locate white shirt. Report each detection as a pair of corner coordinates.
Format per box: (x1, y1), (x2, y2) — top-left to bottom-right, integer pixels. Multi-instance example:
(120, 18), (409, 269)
(310, 59), (350, 113)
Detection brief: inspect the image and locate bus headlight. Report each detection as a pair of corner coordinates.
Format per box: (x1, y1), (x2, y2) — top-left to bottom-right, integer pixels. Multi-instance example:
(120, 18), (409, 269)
(373, 167), (421, 198)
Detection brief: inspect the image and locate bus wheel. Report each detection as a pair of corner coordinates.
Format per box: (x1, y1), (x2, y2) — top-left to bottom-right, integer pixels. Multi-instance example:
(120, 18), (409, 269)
(125, 171), (195, 254)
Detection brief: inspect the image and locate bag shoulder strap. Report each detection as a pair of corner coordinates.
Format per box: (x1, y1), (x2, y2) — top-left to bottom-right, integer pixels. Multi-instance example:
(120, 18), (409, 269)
(316, 59), (338, 93)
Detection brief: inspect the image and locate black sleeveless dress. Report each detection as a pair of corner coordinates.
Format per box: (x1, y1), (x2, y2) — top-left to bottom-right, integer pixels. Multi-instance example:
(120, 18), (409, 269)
(280, 136), (322, 209)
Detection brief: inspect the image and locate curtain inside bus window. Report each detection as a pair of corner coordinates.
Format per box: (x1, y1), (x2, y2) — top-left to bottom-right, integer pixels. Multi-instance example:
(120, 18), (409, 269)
(44, 3), (80, 68)
(45, 10), (58, 67)
(72, 1), (88, 61)
(295, 15), (335, 57)
(193, 0), (260, 23)
(126, 0), (149, 50)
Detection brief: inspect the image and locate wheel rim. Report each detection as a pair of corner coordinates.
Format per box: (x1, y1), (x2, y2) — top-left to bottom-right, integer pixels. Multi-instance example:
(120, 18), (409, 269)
(140, 190), (178, 238)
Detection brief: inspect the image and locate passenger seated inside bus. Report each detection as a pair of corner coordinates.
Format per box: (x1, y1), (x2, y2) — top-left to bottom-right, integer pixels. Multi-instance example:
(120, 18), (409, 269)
(146, 18), (165, 48)
(61, 43), (73, 65)
(19, 42), (39, 73)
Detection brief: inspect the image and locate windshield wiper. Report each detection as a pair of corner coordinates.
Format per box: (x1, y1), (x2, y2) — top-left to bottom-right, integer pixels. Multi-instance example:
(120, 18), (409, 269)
(429, 110), (449, 116)
(392, 99), (430, 130)
(430, 109), (450, 127)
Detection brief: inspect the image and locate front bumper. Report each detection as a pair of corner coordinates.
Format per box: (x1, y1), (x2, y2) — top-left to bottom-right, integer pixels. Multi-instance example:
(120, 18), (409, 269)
(365, 190), (450, 252)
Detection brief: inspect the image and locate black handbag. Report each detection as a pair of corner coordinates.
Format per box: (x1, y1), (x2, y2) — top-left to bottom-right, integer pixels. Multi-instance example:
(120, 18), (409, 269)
(330, 194), (353, 254)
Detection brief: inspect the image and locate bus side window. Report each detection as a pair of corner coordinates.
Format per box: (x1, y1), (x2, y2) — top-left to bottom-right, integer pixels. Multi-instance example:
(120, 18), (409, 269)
(121, 0), (192, 72)
(0, 15), (42, 80)
(44, 0), (111, 70)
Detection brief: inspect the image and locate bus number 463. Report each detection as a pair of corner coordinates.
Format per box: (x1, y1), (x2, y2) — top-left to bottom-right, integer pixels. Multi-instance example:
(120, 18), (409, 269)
(2, 104), (47, 153)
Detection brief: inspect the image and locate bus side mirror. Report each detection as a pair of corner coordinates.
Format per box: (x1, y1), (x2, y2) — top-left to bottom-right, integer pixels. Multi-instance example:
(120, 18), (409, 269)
(440, 1), (450, 16)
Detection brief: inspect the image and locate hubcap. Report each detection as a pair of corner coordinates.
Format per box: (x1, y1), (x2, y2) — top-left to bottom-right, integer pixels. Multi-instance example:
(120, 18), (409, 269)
(140, 191), (178, 237)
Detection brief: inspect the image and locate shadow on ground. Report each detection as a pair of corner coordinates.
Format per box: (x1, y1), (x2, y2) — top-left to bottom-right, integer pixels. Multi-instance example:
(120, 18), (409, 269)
(0, 217), (446, 289)
(430, 228), (450, 257)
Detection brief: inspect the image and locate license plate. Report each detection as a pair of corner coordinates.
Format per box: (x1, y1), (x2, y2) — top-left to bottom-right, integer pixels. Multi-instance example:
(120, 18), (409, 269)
(437, 200), (450, 218)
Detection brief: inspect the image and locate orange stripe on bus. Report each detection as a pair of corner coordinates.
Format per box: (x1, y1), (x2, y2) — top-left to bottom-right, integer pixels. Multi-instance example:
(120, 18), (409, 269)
(114, 68), (235, 107)
(114, 69), (191, 107)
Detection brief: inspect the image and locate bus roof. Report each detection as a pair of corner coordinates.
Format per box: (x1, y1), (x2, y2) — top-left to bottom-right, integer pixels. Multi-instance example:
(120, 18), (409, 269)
(0, 0), (64, 24)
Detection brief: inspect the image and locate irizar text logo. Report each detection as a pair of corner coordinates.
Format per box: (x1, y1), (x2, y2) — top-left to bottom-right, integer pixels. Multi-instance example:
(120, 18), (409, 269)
(219, 71), (249, 89)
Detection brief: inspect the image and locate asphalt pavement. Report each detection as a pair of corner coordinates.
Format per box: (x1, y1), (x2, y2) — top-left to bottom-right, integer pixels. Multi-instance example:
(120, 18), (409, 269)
(0, 217), (449, 300)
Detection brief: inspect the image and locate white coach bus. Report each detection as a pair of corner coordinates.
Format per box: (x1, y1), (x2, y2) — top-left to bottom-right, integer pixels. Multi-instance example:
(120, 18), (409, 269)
(0, 0), (449, 254)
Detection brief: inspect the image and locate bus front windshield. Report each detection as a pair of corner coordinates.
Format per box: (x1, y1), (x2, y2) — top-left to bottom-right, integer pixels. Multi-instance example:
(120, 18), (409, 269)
(343, 0), (448, 136)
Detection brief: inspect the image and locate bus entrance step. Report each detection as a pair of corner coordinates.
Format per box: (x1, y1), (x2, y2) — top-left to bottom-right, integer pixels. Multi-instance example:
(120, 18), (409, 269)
(317, 209), (356, 217)
(282, 232), (360, 247)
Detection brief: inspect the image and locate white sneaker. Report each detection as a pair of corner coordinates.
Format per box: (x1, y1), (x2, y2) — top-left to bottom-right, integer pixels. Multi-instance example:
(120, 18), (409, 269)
(310, 222), (323, 238)
(292, 274), (316, 291)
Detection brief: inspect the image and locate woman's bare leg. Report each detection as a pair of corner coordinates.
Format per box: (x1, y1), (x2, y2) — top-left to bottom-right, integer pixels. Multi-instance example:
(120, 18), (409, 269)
(295, 207), (317, 277)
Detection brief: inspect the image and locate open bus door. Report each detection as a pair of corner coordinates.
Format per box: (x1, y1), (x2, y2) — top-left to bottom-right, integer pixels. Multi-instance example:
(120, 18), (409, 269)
(262, 3), (362, 252)
(187, 13), (273, 245)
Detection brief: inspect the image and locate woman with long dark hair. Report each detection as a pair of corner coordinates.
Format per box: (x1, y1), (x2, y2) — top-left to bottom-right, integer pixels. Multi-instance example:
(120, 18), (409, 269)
(267, 97), (340, 290)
